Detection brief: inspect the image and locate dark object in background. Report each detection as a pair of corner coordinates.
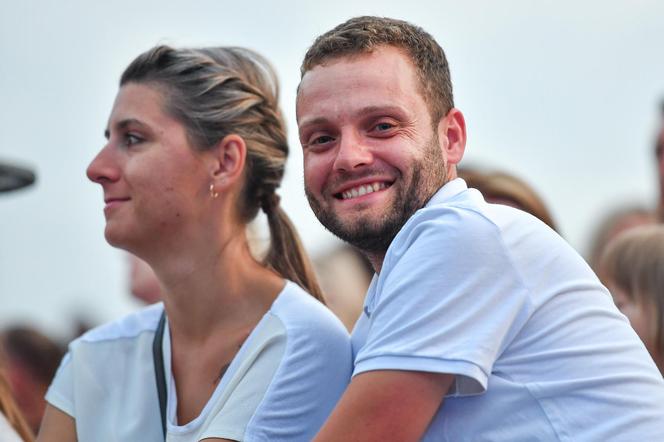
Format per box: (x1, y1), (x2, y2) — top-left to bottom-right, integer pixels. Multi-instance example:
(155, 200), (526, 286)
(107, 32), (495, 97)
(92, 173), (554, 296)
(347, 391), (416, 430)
(0, 161), (36, 193)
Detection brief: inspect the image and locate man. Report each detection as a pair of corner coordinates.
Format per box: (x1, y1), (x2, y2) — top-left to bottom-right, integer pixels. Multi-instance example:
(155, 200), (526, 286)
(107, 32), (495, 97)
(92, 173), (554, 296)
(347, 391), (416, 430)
(655, 101), (664, 221)
(297, 16), (664, 441)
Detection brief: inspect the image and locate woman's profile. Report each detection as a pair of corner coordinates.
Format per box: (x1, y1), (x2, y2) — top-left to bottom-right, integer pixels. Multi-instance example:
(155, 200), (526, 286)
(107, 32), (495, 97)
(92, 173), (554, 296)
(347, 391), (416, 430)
(37, 45), (351, 441)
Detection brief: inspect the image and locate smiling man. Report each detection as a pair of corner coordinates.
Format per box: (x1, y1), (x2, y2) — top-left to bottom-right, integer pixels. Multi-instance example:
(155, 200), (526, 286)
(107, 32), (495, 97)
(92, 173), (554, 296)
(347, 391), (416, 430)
(297, 16), (664, 441)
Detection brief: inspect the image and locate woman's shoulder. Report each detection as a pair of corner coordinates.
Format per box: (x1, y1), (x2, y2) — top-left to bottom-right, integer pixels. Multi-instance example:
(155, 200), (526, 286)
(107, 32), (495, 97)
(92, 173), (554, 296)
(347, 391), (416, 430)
(270, 281), (349, 338)
(75, 302), (164, 346)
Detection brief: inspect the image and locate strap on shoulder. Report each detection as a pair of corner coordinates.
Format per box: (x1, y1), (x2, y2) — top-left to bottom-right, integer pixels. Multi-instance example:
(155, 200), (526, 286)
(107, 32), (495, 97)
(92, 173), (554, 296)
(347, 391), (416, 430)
(152, 310), (167, 439)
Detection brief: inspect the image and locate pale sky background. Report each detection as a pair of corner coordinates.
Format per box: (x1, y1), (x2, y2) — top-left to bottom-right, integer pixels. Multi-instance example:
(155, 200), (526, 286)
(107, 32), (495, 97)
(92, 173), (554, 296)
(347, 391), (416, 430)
(1, 0), (663, 341)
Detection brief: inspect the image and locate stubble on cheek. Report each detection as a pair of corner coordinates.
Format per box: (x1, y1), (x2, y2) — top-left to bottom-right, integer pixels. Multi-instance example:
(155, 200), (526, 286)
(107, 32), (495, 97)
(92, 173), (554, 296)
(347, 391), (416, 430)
(305, 135), (448, 254)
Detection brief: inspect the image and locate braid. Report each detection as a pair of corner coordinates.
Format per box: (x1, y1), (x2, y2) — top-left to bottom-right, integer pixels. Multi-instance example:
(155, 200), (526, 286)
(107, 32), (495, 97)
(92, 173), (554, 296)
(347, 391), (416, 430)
(263, 203), (324, 302)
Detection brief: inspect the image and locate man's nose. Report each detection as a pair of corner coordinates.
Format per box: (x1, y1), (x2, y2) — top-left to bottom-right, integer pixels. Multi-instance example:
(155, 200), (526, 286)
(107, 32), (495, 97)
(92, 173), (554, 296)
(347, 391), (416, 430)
(332, 131), (374, 172)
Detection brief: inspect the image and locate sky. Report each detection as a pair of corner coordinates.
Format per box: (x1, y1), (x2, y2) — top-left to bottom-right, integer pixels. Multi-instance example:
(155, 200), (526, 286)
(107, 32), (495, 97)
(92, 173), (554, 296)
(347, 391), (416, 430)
(1, 0), (663, 340)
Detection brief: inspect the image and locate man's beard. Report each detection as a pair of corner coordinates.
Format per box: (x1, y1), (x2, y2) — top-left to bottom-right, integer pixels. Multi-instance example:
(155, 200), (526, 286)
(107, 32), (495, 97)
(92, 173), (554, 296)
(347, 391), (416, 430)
(305, 136), (447, 255)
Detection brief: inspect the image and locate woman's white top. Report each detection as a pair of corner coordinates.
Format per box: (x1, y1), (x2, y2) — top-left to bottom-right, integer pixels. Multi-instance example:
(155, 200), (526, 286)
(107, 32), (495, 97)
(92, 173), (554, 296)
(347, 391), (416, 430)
(0, 412), (23, 442)
(46, 281), (352, 441)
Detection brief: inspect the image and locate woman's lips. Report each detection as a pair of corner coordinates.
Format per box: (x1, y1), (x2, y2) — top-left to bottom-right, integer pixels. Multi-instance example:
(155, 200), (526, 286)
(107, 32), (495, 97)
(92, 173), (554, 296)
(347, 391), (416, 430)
(103, 197), (130, 212)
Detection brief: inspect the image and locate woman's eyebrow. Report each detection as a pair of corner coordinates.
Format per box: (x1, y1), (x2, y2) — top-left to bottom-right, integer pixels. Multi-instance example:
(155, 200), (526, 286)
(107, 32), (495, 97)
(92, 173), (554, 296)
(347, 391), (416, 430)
(104, 118), (148, 139)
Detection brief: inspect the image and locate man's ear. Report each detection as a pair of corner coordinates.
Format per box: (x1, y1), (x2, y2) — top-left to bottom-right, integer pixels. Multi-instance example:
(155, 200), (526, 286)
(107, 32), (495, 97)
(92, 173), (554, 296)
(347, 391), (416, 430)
(437, 108), (466, 167)
(208, 134), (247, 190)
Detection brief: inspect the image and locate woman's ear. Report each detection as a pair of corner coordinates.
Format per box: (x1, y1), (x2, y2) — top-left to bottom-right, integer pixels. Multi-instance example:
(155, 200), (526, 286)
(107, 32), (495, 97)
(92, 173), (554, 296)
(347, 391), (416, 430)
(208, 134), (247, 190)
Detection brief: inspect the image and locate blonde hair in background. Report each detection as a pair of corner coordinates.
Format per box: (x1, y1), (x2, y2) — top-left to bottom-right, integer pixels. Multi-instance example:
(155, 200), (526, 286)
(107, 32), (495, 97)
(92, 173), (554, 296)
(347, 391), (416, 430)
(121, 45), (323, 301)
(600, 225), (664, 357)
(458, 168), (557, 232)
(587, 206), (656, 274)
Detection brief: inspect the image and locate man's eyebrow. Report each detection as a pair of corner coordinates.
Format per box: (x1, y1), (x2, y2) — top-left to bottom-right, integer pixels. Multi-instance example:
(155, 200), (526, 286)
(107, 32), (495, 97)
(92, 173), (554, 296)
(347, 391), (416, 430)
(299, 105), (408, 130)
(298, 116), (329, 129)
(104, 118), (147, 140)
(357, 105), (407, 116)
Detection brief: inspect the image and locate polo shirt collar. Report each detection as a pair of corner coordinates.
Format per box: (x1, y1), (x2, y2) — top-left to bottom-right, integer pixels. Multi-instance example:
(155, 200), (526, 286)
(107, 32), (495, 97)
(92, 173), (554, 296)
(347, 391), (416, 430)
(426, 178), (468, 208)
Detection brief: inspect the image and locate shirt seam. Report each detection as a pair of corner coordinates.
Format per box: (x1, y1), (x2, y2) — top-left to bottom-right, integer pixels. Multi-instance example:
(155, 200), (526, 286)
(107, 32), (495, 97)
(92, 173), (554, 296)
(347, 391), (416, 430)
(241, 311), (288, 439)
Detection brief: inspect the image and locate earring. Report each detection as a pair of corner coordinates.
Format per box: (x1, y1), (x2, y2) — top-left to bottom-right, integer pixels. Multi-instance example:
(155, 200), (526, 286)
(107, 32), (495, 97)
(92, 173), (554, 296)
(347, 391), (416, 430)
(209, 183), (219, 199)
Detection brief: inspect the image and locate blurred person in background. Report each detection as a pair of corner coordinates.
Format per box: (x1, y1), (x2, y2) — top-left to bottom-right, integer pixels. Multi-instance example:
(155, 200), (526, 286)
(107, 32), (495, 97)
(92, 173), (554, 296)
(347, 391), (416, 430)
(458, 167), (558, 232)
(128, 254), (162, 305)
(1, 348), (34, 442)
(0, 327), (63, 434)
(586, 101), (663, 274)
(38, 45), (351, 441)
(587, 205), (656, 276)
(600, 225), (664, 375)
(314, 245), (373, 331)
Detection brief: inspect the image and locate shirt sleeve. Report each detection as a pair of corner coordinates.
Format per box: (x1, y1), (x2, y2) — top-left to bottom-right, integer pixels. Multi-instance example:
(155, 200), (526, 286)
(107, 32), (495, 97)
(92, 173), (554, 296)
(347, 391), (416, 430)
(201, 307), (352, 441)
(354, 207), (532, 396)
(44, 352), (75, 417)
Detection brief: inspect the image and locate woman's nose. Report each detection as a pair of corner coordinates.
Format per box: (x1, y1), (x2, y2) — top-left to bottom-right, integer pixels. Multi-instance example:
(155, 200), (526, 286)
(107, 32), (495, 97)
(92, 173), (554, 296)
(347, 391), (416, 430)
(86, 144), (120, 184)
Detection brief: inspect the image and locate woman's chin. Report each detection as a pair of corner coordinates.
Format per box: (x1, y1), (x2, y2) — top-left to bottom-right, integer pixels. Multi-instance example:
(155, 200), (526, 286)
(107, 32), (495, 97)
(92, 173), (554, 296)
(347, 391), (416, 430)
(104, 226), (132, 250)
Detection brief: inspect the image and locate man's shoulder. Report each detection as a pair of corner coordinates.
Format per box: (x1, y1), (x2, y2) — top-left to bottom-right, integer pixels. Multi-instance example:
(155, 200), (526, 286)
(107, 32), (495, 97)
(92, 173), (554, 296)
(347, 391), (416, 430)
(390, 189), (498, 254)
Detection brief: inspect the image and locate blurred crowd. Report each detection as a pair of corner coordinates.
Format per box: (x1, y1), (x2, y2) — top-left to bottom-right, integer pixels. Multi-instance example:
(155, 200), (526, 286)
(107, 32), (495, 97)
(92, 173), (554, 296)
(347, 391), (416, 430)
(1, 94), (663, 440)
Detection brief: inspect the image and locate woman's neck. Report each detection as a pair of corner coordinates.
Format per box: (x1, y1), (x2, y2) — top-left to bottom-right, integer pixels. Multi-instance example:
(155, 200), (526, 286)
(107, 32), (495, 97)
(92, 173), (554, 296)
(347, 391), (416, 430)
(147, 227), (284, 342)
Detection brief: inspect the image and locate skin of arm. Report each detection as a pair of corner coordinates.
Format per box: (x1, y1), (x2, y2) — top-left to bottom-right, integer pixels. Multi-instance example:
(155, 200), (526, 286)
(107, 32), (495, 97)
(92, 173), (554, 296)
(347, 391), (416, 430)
(37, 404), (77, 442)
(314, 370), (454, 442)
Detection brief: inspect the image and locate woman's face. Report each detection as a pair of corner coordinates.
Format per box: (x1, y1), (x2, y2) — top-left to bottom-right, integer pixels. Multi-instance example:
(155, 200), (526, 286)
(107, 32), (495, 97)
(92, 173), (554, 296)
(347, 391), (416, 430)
(87, 83), (211, 252)
(610, 283), (659, 362)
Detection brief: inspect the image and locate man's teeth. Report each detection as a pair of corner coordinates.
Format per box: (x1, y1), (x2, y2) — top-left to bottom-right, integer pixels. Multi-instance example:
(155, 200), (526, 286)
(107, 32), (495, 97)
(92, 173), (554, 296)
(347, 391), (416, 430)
(341, 182), (387, 200)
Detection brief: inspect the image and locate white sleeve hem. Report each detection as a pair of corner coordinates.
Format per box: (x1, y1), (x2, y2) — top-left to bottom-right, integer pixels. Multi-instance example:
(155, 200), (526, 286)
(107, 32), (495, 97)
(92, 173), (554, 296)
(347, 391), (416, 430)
(44, 388), (75, 418)
(353, 355), (488, 396)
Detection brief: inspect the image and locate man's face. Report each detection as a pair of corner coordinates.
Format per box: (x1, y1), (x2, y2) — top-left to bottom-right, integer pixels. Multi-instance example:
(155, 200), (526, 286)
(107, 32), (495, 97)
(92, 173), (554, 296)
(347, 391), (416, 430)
(296, 46), (449, 254)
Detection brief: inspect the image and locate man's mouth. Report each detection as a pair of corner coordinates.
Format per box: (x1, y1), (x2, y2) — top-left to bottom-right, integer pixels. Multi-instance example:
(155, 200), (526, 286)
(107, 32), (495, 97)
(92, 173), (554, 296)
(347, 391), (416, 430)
(334, 181), (392, 200)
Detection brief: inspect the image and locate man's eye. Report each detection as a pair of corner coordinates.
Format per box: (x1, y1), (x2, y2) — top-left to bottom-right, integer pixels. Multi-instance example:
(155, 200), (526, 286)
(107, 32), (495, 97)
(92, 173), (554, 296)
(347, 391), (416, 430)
(309, 135), (335, 145)
(371, 121), (397, 135)
(375, 122), (393, 131)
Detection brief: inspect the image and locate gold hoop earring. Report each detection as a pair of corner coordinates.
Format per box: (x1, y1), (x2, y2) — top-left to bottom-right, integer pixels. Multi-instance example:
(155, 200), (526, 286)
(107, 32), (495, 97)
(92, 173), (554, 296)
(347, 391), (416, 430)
(209, 183), (219, 199)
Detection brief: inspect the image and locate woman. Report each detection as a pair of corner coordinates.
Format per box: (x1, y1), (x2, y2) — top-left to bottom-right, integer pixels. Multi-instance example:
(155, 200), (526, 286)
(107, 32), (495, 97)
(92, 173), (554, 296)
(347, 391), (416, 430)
(38, 46), (351, 441)
(600, 224), (664, 375)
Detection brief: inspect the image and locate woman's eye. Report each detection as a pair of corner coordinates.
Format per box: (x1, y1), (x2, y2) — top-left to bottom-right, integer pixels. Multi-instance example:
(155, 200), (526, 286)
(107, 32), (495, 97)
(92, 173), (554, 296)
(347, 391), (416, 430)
(125, 133), (143, 146)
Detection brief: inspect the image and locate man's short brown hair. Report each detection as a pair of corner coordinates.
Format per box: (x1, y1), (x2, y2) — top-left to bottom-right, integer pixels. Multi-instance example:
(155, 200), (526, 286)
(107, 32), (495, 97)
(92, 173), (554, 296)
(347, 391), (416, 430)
(300, 16), (454, 123)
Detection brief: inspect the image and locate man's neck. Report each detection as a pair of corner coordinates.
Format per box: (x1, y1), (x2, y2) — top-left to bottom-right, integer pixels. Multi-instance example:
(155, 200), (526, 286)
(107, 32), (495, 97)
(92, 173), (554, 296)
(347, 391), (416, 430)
(363, 251), (385, 274)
